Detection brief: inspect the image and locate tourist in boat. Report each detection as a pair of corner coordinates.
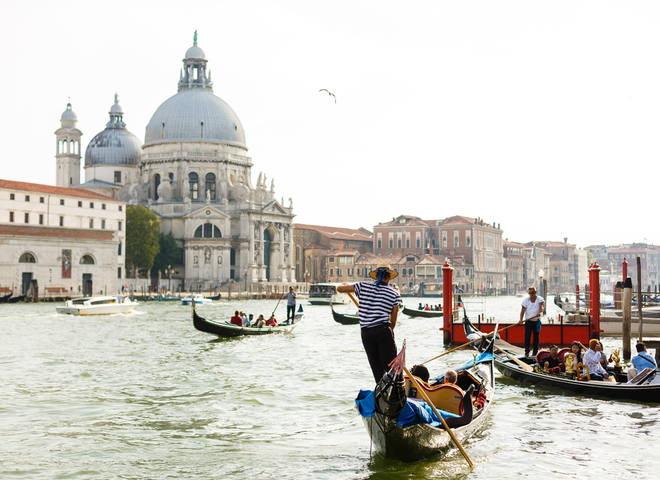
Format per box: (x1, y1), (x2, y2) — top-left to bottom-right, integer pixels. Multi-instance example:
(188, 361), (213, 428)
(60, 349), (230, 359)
(518, 286), (545, 357)
(230, 311), (243, 327)
(284, 286), (297, 324)
(253, 314), (266, 328)
(418, 303), (423, 310)
(596, 341), (609, 368)
(543, 345), (564, 372)
(265, 315), (278, 327)
(246, 314), (254, 327)
(582, 339), (610, 380)
(424, 304), (431, 311)
(442, 369), (459, 386)
(629, 342), (658, 381)
(337, 264), (401, 383)
(410, 364), (430, 383)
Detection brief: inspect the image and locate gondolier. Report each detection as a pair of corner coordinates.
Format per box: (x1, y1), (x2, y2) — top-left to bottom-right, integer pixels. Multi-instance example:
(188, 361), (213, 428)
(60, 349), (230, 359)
(338, 264), (401, 383)
(518, 286), (544, 357)
(284, 286), (297, 323)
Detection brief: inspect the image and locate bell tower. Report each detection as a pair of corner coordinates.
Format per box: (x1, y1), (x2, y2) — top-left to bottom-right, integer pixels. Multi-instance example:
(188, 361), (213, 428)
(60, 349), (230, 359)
(55, 102), (83, 186)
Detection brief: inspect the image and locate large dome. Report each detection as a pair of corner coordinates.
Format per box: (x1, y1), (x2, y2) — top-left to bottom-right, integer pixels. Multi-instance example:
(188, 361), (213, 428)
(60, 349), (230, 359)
(144, 88), (246, 147)
(85, 95), (142, 166)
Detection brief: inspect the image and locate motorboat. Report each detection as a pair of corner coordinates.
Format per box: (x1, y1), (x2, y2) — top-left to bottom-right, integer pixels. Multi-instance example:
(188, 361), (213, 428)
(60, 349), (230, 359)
(56, 296), (138, 316)
(308, 283), (350, 305)
(180, 293), (213, 306)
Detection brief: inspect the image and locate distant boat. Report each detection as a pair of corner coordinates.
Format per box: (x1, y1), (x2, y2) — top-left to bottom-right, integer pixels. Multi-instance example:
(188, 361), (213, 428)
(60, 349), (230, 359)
(0, 293), (13, 303)
(193, 304), (304, 337)
(56, 296), (138, 316)
(331, 304), (359, 325)
(7, 294), (26, 304)
(308, 283), (350, 306)
(402, 306), (443, 318)
(180, 294), (213, 306)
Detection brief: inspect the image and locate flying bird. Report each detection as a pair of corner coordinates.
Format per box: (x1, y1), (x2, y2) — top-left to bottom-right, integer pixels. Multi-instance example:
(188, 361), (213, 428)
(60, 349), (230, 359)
(319, 89), (336, 103)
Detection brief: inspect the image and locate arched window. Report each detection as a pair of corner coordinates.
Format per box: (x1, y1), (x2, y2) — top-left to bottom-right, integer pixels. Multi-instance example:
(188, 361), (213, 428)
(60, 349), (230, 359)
(213, 225), (221, 238)
(205, 173), (216, 200)
(154, 174), (161, 201)
(80, 255), (95, 264)
(195, 224), (221, 238)
(58, 140), (62, 154)
(194, 226), (203, 238)
(19, 252), (36, 263)
(189, 173), (199, 200)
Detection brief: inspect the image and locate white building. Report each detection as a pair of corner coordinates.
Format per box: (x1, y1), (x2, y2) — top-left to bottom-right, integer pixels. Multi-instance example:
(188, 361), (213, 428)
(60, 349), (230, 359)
(60, 35), (296, 290)
(0, 179), (125, 297)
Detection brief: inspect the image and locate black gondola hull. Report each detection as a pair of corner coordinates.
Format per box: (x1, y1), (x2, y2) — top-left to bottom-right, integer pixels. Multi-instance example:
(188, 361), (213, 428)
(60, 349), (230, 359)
(331, 307), (359, 325)
(193, 306), (303, 337)
(402, 306), (443, 318)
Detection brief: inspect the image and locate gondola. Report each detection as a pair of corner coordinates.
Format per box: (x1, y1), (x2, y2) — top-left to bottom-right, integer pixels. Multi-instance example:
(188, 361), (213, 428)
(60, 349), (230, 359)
(192, 304), (304, 338)
(0, 293), (12, 303)
(7, 294), (26, 303)
(463, 315), (660, 403)
(356, 336), (495, 462)
(330, 304), (360, 325)
(402, 305), (443, 318)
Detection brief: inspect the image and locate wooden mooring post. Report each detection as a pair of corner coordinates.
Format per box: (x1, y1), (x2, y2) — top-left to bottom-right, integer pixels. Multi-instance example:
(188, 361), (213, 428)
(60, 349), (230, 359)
(637, 256), (644, 340)
(622, 277), (633, 360)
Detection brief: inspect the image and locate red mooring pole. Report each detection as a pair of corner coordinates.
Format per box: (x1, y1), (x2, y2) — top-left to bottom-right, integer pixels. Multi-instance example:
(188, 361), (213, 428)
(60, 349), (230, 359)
(589, 262), (602, 338)
(442, 261), (454, 344)
(622, 257), (628, 282)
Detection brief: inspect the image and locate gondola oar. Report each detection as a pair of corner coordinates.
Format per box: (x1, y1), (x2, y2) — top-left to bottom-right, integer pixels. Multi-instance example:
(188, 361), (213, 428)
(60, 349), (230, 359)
(271, 290), (286, 318)
(421, 315), (540, 366)
(348, 292), (359, 308)
(495, 346), (534, 372)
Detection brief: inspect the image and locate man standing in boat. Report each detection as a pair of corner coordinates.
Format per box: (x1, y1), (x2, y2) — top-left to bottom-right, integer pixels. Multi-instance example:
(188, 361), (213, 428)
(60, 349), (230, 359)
(518, 285), (545, 358)
(337, 264), (401, 383)
(284, 286), (297, 324)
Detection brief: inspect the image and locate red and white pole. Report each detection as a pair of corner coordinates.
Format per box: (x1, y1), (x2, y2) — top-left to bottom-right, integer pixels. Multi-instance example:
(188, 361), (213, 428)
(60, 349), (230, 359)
(442, 261), (454, 344)
(588, 262), (601, 337)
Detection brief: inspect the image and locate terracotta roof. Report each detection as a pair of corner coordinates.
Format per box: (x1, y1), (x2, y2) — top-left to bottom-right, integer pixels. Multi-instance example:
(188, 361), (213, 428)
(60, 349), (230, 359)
(0, 224), (115, 240)
(504, 240), (525, 246)
(303, 242), (328, 250)
(375, 215), (430, 228)
(416, 254), (446, 265)
(0, 179), (122, 202)
(438, 215), (477, 226)
(355, 253), (403, 265)
(294, 223), (372, 241)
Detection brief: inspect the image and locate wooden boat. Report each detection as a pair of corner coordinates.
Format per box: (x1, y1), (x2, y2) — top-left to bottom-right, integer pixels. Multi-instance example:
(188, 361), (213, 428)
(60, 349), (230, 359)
(463, 315), (660, 403)
(357, 336), (495, 462)
(193, 304), (304, 338)
(331, 305), (360, 325)
(7, 294), (26, 304)
(402, 305), (443, 318)
(0, 293), (12, 303)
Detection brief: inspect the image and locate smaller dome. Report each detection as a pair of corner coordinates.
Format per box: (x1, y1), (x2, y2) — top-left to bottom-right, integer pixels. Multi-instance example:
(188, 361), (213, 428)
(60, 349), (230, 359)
(110, 93), (123, 114)
(85, 129), (142, 166)
(185, 44), (206, 60)
(61, 103), (77, 121)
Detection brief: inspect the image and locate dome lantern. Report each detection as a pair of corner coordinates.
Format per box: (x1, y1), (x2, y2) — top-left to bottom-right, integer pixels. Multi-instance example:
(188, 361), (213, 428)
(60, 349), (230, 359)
(179, 31), (212, 93)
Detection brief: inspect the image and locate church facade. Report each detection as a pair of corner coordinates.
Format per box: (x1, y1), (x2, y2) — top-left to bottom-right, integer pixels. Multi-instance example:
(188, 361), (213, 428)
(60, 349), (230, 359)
(60, 36), (296, 289)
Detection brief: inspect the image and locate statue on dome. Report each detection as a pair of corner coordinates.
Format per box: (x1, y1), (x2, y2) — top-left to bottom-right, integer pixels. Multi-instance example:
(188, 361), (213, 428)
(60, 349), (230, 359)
(194, 30), (198, 44)
(270, 179), (275, 193)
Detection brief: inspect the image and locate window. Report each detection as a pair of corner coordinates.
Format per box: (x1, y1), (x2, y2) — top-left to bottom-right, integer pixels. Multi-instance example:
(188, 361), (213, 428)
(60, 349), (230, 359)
(466, 236), (471, 247)
(118, 221), (122, 231)
(90, 202), (94, 208)
(39, 197), (44, 203)
(78, 201), (82, 207)
(24, 213), (29, 223)
(119, 206), (122, 212)
(59, 216), (64, 226)
(89, 219), (94, 228)
(214, 225), (221, 238)
(406, 239), (410, 248)
(348, 268), (353, 276)
(9, 212), (14, 222)
(338, 268), (343, 276)
(204, 223), (212, 238)
(389, 239), (393, 248)
(398, 239), (402, 248)
(80, 255), (95, 265)
(194, 224), (222, 238)
(194, 226), (203, 238)
(205, 173), (216, 200)
(118, 267), (122, 278)
(19, 252), (36, 263)
(329, 257), (335, 263)
(60, 199), (64, 206)
(118, 242), (122, 256)
(329, 268), (334, 276)
(39, 214), (44, 225)
(10, 193), (14, 200)
(25, 195), (30, 202)
(230, 248), (236, 266)
(377, 239), (382, 249)
(102, 204), (106, 210)
(189, 172), (199, 200)
(154, 174), (161, 201)
(454, 237), (459, 247)
(416, 238), (420, 248)
(114, 171), (121, 183)
(101, 220), (106, 229)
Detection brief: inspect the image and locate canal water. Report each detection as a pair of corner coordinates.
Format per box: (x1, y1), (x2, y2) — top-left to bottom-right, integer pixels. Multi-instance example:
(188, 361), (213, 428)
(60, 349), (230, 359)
(1, 297), (658, 479)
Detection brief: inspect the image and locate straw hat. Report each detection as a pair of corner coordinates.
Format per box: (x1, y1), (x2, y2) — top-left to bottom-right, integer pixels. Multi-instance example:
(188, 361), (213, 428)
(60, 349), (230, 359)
(369, 264), (398, 280)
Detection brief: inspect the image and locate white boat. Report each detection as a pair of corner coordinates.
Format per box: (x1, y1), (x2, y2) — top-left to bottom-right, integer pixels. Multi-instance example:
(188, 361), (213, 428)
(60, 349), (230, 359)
(56, 296), (138, 316)
(180, 294), (213, 306)
(600, 306), (660, 336)
(308, 283), (350, 306)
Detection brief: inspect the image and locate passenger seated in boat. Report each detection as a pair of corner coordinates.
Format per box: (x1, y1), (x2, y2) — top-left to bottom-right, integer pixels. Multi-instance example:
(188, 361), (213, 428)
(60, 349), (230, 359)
(424, 304), (431, 311)
(596, 341), (611, 368)
(583, 339), (611, 380)
(628, 342), (658, 381)
(246, 314), (254, 327)
(230, 311), (243, 327)
(265, 315), (278, 327)
(543, 345), (564, 372)
(418, 303), (423, 310)
(252, 315), (265, 328)
(410, 364), (430, 383)
(442, 369), (459, 386)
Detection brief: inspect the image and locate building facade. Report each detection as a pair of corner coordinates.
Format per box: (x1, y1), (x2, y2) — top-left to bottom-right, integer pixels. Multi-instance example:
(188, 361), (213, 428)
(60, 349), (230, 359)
(0, 180), (125, 296)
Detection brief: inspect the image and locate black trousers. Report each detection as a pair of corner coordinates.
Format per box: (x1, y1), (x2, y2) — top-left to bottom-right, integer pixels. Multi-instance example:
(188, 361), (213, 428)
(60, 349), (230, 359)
(287, 305), (295, 321)
(524, 320), (539, 356)
(361, 324), (397, 383)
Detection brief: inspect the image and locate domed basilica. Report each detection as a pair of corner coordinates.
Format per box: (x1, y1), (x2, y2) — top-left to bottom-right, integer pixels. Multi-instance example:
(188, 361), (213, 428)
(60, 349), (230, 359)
(56, 36), (296, 288)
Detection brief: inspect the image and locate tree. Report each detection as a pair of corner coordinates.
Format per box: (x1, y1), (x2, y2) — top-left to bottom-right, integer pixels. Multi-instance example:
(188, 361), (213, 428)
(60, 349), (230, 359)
(151, 232), (182, 276)
(126, 205), (161, 277)
(586, 249), (596, 265)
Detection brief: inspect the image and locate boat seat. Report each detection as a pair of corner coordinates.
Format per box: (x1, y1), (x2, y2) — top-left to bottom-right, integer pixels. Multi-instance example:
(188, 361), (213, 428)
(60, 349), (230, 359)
(576, 363), (590, 381)
(558, 348), (571, 360)
(404, 377), (464, 415)
(536, 351), (551, 365)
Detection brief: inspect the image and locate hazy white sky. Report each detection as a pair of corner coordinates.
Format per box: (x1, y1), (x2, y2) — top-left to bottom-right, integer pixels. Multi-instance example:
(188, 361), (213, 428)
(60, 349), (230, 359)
(2, 1), (659, 249)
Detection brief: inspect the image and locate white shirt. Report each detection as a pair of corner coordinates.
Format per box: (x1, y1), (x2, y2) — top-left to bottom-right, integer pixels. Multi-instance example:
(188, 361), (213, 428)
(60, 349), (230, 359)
(583, 348), (607, 376)
(522, 296), (544, 320)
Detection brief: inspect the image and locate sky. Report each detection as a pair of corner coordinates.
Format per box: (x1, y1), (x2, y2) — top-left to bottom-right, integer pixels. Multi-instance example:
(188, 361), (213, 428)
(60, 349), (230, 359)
(2, 1), (659, 249)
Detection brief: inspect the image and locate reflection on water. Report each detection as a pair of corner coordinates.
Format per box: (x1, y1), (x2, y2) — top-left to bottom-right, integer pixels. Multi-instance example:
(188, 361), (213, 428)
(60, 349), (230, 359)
(0, 298), (659, 479)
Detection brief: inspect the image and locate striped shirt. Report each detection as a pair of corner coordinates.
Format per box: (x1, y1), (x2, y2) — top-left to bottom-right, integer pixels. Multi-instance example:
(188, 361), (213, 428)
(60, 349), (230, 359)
(354, 281), (401, 329)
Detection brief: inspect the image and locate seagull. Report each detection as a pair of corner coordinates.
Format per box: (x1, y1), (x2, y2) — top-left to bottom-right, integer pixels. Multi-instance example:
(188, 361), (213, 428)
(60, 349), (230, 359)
(319, 89), (336, 103)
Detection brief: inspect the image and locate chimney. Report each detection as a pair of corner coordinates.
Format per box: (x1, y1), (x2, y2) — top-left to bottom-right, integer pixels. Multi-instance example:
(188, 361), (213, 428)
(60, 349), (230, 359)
(564, 237), (568, 244)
